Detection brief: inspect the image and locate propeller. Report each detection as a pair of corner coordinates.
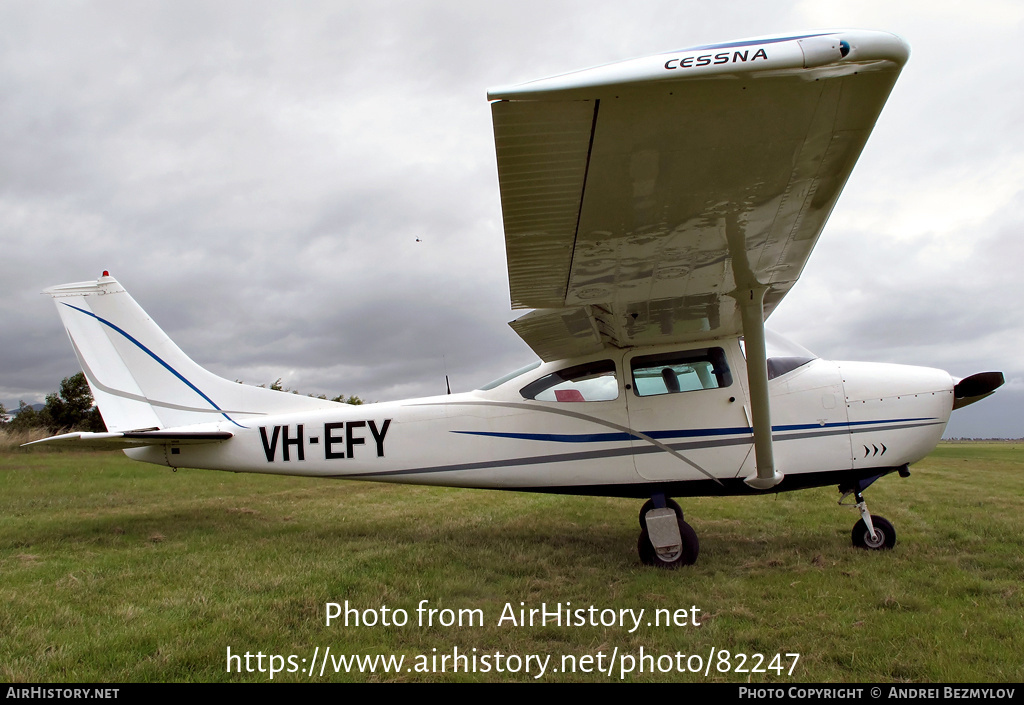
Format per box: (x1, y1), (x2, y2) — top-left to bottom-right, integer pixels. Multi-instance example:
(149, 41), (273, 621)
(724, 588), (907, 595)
(953, 371), (1004, 410)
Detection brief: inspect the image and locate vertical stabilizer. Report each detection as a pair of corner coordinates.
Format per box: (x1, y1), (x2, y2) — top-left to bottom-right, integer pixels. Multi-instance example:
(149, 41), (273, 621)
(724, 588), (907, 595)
(45, 273), (339, 431)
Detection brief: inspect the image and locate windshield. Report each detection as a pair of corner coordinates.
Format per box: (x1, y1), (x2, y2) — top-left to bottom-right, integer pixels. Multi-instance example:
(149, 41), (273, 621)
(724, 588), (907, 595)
(741, 330), (818, 379)
(765, 329), (816, 359)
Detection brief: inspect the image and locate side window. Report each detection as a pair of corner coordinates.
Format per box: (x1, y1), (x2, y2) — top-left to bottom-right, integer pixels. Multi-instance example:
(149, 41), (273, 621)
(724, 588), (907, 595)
(631, 348), (731, 397)
(520, 360), (618, 402)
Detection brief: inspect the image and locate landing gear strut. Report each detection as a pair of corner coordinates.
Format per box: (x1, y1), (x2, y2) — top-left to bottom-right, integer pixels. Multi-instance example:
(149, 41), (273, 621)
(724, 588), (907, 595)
(638, 495), (699, 568)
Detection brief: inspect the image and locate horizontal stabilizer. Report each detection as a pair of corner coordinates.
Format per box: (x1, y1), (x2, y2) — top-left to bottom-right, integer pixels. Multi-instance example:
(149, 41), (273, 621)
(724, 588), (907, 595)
(953, 371), (1005, 410)
(25, 430), (233, 450)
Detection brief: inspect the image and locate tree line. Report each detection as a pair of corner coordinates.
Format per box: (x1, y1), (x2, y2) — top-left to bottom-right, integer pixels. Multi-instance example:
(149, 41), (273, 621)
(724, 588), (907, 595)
(0, 373), (364, 433)
(260, 378), (364, 406)
(1, 372), (104, 433)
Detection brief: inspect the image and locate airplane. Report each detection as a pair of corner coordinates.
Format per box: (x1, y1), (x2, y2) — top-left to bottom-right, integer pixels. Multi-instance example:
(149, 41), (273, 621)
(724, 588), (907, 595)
(31, 29), (1004, 568)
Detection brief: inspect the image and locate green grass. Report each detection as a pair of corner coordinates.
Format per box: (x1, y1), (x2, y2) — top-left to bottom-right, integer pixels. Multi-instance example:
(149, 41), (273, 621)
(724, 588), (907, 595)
(1, 443), (1022, 682)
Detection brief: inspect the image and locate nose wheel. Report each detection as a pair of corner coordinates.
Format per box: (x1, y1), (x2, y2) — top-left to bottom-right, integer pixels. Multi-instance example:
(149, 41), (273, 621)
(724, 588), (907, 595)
(842, 487), (897, 550)
(638, 496), (699, 568)
(852, 514), (896, 550)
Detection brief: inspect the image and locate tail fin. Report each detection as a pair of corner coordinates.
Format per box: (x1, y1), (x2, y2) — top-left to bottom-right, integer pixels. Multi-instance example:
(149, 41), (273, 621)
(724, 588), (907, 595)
(46, 273), (339, 431)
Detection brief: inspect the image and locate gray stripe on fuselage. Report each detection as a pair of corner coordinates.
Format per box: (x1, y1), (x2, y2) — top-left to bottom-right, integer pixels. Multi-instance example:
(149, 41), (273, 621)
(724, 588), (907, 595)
(328, 419), (942, 480)
(71, 337), (265, 416)
(409, 399), (724, 484)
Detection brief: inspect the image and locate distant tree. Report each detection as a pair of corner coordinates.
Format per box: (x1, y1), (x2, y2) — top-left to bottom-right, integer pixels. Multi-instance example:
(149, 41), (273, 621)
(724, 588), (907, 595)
(332, 394), (364, 405)
(0, 401), (8, 428)
(43, 373), (94, 428)
(257, 378), (367, 404)
(311, 393), (365, 405)
(258, 378), (301, 393)
(7, 401), (41, 431)
(258, 377), (366, 404)
(11, 373), (107, 433)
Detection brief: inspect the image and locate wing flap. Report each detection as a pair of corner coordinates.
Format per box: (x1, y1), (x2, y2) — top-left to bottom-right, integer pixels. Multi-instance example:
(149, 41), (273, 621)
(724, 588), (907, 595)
(508, 307), (605, 361)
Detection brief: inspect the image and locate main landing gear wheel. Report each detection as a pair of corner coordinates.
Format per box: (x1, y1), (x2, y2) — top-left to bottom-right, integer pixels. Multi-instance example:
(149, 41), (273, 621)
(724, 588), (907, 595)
(638, 500), (699, 568)
(851, 515), (896, 550)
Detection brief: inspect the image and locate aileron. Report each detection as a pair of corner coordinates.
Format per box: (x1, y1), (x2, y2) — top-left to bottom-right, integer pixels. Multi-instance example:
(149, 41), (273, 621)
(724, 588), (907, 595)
(493, 99), (596, 310)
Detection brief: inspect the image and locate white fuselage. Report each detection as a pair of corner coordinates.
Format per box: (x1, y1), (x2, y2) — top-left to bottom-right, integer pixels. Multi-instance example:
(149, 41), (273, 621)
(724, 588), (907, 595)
(127, 337), (955, 497)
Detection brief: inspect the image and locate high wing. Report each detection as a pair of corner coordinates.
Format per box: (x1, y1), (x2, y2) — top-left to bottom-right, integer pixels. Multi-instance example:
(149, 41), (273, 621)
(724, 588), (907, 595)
(489, 30), (909, 361)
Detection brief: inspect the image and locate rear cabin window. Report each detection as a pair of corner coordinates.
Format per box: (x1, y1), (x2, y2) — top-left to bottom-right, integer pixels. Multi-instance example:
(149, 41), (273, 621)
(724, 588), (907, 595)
(520, 360), (618, 402)
(478, 361), (541, 390)
(631, 348), (731, 397)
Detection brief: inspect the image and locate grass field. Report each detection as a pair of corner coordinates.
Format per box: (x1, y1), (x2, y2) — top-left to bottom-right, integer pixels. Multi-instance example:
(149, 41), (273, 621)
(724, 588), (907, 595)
(1, 441), (1022, 683)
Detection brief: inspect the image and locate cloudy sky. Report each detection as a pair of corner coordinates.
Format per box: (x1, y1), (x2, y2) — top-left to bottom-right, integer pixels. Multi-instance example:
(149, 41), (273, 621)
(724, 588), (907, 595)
(1, 0), (1021, 438)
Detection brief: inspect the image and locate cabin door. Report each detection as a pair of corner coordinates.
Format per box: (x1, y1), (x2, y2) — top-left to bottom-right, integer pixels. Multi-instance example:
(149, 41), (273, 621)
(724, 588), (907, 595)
(624, 342), (751, 483)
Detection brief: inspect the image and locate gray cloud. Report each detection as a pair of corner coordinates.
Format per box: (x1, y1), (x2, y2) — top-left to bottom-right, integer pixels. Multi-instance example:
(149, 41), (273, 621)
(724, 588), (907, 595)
(2, 1), (1020, 437)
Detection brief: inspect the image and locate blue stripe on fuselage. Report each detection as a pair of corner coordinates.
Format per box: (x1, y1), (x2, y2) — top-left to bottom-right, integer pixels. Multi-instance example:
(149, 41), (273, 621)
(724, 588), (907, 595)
(451, 417), (934, 444)
(62, 303), (245, 428)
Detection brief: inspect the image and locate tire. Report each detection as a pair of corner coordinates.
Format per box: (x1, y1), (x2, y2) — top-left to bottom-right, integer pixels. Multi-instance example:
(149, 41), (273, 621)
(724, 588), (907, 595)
(638, 517), (699, 568)
(851, 515), (896, 550)
(639, 498), (683, 527)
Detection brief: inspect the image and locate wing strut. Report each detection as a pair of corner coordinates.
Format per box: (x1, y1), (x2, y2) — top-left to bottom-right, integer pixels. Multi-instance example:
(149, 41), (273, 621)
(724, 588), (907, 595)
(735, 285), (784, 490)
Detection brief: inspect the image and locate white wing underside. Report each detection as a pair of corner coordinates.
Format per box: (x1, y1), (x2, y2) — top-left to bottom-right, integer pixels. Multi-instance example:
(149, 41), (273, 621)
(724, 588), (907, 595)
(490, 30), (908, 361)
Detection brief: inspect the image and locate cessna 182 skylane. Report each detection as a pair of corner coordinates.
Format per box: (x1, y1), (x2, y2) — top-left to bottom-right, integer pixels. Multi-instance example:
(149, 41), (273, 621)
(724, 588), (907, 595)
(34, 30), (1003, 568)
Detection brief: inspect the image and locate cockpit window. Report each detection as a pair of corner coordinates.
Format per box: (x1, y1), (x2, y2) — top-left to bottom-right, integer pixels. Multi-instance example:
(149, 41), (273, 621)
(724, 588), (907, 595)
(631, 348), (731, 397)
(520, 360), (618, 402)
